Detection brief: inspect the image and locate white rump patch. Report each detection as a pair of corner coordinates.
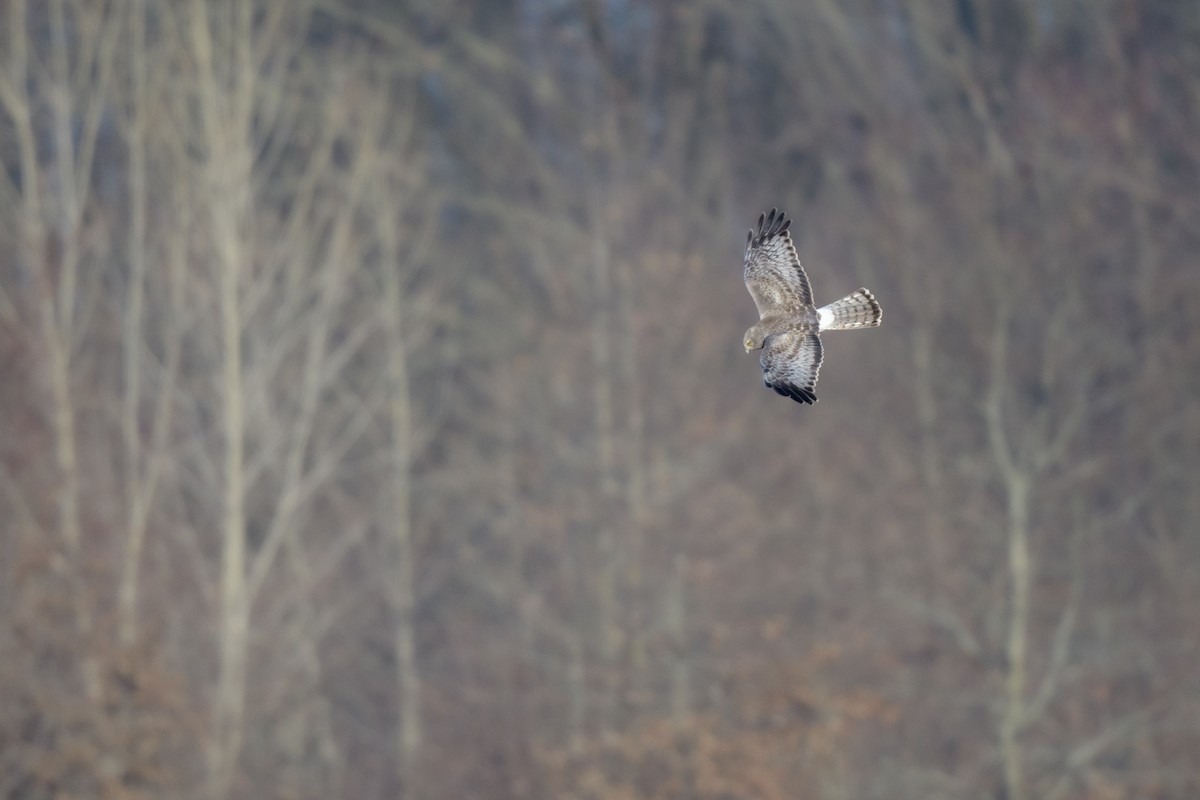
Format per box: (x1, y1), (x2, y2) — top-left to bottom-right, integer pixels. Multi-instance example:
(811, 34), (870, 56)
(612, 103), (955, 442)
(817, 306), (834, 330)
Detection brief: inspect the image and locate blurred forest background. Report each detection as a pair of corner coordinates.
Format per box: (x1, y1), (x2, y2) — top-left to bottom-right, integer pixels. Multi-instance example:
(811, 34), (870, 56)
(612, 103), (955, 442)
(1, 1), (1198, 799)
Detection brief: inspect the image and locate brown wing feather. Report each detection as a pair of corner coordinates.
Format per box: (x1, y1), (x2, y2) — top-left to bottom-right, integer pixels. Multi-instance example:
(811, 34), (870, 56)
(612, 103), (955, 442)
(760, 331), (823, 405)
(743, 208), (815, 317)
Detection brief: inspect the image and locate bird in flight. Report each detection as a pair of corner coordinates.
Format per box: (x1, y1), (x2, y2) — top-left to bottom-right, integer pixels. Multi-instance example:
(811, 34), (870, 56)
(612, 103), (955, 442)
(742, 208), (881, 404)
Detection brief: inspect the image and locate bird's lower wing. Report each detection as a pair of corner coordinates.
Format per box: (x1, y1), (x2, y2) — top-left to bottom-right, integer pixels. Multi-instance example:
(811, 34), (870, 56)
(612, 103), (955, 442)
(761, 331), (823, 404)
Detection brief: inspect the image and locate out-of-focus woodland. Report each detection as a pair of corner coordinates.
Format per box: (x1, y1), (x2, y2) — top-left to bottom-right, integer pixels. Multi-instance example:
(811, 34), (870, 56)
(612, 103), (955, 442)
(1, 1), (1198, 798)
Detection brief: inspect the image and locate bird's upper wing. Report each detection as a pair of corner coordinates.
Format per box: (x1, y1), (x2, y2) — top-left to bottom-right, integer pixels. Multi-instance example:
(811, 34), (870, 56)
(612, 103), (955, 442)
(761, 330), (823, 405)
(743, 208), (815, 317)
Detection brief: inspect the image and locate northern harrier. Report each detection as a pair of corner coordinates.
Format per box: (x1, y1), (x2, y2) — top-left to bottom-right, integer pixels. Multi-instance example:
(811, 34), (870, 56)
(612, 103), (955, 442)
(742, 208), (881, 404)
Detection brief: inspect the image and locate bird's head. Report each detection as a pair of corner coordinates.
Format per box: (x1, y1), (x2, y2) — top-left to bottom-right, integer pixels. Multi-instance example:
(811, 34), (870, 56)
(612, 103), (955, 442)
(744, 326), (765, 353)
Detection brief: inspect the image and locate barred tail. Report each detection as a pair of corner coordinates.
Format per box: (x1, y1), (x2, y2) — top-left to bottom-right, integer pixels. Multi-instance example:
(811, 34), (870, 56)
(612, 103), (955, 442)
(817, 288), (882, 331)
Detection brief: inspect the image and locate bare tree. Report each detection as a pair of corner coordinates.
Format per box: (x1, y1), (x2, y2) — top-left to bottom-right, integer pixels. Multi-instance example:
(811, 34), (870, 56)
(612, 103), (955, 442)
(168, 3), (401, 795)
(372, 119), (438, 794)
(0, 0), (122, 708)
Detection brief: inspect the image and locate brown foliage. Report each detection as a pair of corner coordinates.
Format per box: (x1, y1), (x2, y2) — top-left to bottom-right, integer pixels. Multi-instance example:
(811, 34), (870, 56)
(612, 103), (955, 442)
(537, 648), (899, 800)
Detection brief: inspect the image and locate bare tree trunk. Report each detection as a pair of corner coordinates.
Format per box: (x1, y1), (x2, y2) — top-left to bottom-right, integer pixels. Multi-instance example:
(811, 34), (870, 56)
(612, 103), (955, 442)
(589, 224), (622, 729)
(209, 152), (250, 800)
(188, 0), (253, 793)
(558, 542), (589, 754)
(118, 0), (149, 647)
(117, 0), (181, 649)
(379, 188), (423, 798)
(667, 554), (691, 725)
(277, 532), (344, 796)
(566, 598), (588, 755)
(999, 475), (1030, 800)
(986, 307), (1029, 800)
(615, 249), (653, 703)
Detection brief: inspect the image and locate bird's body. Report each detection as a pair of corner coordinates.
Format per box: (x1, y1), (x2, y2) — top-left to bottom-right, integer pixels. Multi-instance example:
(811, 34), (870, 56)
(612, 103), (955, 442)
(742, 208), (881, 404)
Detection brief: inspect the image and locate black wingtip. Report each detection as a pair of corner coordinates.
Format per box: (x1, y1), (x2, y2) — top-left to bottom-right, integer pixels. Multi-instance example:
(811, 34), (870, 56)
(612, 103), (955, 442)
(788, 385), (816, 404)
(767, 381), (817, 405)
(750, 207), (790, 249)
